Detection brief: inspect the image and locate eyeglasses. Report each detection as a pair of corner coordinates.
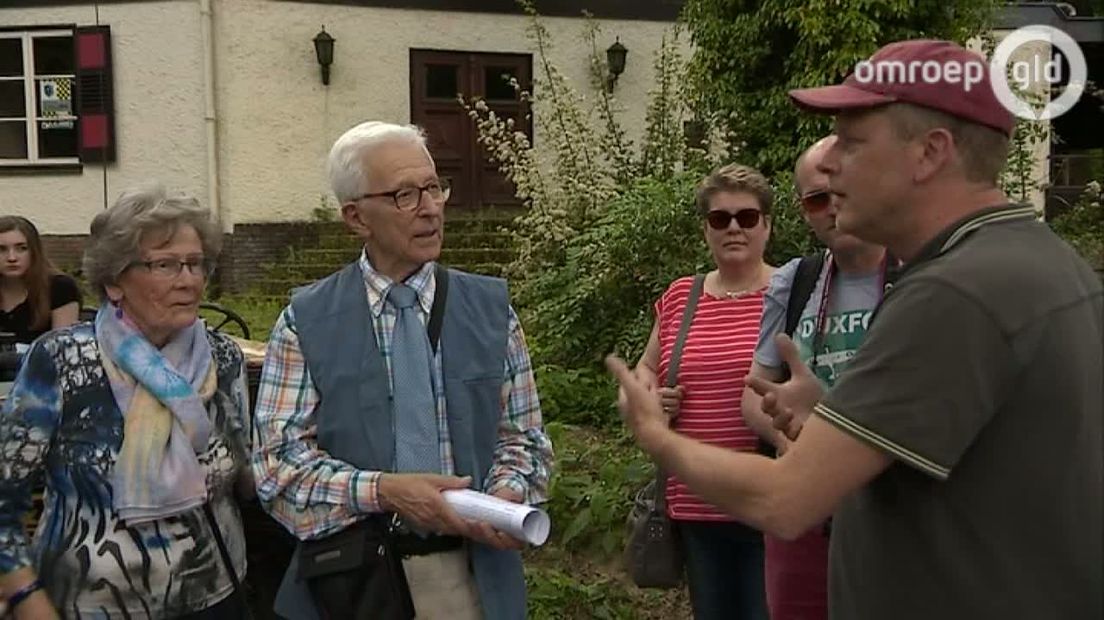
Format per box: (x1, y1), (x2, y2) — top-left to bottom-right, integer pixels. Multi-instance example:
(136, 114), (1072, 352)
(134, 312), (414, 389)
(706, 208), (762, 230)
(128, 256), (214, 279)
(354, 178), (452, 211)
(799, 189), (832, 213)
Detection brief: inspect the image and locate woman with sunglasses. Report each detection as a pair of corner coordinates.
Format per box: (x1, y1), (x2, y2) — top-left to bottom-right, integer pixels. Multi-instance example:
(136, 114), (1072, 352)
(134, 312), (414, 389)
(635, 163), (776, 620)
(0, 216), (81, 346)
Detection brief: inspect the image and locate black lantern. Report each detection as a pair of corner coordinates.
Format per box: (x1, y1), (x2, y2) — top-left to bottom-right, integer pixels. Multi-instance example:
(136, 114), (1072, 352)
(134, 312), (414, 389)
(605, 38), (628, 92)
(313, 26), (335, 86)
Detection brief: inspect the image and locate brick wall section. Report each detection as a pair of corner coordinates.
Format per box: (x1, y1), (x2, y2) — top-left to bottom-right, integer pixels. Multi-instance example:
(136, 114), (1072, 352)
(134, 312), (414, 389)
(41, 235), (88, 275)
(219, 222), (331, 295)
(43, 222), (328, 296)
(48, 227), (1103, 297)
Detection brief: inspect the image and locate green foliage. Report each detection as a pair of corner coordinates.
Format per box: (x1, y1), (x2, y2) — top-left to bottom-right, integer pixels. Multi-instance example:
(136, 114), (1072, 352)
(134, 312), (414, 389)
(532, 364), (618, 428)
(462, 4), (716, 293)
(681, 0), (1001, 179)
(462, 5), (727, 384)
(527, 423), (689, 616)
(540, 422), (652, 556)
(1049, 181), (1104, 267)
(524, 173), (711, 373)
(526, 567), (640, 619)
(205, 294), (286, 342)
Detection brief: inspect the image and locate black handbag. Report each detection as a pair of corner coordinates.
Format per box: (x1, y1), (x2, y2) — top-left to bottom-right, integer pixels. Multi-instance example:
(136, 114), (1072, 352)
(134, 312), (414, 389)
(623, 274), (704, 589)
(297, 515), (416, 620)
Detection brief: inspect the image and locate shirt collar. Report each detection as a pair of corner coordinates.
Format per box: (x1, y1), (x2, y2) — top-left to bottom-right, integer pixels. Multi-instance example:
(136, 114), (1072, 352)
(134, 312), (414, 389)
(358, 249), (436, 318)
(898, 203), (1037, 277)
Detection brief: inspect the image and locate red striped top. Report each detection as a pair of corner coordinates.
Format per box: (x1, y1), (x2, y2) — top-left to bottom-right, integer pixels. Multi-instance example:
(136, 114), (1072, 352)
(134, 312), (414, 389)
(655, 275), (765, 521)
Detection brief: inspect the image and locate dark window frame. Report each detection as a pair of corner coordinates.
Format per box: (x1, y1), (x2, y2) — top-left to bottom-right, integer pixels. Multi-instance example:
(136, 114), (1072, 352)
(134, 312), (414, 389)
(0, 26), (80, 168)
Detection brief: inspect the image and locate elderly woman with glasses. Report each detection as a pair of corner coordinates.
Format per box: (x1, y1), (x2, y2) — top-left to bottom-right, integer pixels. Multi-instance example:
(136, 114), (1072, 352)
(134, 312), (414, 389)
(0, 183), (252, 619)
(633, 163), (776, 620)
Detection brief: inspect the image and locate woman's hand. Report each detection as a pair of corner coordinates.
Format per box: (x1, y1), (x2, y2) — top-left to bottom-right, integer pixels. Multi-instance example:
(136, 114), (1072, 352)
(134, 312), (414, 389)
(11, 593), (59, 620)
(1, 570), (59, 620)
(657, 385), (685, 421)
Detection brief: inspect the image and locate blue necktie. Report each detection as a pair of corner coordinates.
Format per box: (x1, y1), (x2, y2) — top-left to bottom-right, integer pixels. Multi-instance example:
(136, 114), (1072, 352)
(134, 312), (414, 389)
(386, 283), (441, 474)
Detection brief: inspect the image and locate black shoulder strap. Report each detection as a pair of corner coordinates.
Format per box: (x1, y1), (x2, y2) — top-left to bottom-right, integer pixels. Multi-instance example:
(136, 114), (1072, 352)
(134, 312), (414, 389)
(784, 250), (827, 337)
(665, 275), (705, 388)
(428, 264), (448, 354)
(656, 274), (705, 506)
(202, 503), (242, 595)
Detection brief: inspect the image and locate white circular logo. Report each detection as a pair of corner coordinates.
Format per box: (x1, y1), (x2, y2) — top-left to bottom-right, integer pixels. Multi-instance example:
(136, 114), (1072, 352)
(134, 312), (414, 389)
(989, 25), (1087, 121)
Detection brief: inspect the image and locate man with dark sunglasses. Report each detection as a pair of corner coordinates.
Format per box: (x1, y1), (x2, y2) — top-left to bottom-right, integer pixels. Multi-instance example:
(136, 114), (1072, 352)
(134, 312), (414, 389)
(607, 39), (1101, 620)
(740, 134), (891, 620)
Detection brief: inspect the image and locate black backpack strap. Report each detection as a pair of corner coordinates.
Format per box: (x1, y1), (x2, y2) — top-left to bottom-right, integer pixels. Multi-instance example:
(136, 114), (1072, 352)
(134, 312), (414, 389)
(757, 252), (826, 458)
(428, 264), (448, 354)
(784, 250), (827, 338)
(665, 275), (705, 388)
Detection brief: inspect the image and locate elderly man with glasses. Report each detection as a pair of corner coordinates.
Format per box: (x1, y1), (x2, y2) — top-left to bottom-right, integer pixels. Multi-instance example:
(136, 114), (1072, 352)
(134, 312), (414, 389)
(739, 135), (894, 620)
(253, 120), (553, 620)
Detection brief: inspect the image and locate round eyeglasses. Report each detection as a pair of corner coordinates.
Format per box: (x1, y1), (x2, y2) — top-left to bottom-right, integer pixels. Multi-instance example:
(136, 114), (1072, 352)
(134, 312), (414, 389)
(354, 178), (452, 211)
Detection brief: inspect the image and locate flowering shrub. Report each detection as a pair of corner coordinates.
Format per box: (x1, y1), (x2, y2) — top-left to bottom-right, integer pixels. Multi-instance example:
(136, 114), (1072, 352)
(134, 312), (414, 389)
(1050, 180), (1104, 268)
(460, 5), (718, 378)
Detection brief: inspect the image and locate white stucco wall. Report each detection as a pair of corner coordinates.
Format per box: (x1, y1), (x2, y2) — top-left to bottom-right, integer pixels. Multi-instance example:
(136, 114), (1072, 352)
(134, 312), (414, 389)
(967, 32), (1051, 214)
(214, 0), (688, 223)
(0, 0), (208, 235)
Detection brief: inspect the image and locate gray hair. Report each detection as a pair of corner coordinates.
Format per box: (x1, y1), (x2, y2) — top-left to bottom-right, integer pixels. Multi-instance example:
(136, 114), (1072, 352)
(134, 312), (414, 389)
(327, 121), (430, 203)
(82, 182), (222, 302)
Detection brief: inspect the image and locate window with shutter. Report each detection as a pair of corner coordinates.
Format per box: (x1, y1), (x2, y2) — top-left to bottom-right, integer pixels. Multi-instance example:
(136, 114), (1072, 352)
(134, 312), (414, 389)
(0, 24), (115, 168)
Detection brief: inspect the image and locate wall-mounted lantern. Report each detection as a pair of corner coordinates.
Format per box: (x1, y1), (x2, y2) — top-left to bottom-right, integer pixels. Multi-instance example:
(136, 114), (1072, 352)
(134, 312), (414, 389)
(313, 26), (335, 86)
(605, 38), (628, 92)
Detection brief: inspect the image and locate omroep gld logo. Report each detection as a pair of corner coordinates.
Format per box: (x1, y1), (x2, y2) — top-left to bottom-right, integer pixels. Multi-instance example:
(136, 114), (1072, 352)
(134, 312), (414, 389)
(989, 25), (1088, 121)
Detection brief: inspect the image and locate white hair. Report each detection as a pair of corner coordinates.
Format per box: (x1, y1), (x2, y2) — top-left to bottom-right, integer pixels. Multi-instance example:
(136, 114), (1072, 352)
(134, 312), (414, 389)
(327, 121), (430, 203)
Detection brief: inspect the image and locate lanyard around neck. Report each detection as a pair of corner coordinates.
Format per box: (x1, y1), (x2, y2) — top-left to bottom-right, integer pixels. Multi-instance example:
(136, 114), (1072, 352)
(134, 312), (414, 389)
(811, 252), (889, 367)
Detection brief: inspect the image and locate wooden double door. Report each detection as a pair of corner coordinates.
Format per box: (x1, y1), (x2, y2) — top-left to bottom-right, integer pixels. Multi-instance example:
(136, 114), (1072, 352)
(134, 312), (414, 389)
(410, 49), (532, 210)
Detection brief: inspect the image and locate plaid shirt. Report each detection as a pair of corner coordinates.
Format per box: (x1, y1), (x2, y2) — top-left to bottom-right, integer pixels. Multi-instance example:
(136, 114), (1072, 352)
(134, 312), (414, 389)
(252, 254), (553, 540)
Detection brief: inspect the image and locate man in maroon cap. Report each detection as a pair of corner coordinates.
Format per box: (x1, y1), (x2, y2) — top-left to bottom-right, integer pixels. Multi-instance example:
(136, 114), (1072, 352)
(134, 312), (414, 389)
(606, 39), (1102, 619)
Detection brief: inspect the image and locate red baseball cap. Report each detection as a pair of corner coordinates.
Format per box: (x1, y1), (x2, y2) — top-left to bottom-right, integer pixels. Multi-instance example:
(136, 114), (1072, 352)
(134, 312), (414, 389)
(789, 39), (1015, 137)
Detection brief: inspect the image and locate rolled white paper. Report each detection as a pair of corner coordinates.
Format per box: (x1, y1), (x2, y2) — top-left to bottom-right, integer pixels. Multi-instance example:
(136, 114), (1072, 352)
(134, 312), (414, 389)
(442, 489), (551, 546)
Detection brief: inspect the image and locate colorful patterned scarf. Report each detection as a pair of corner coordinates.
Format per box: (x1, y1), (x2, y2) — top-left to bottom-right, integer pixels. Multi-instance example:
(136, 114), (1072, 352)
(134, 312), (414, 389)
(95, 303), (217, 525)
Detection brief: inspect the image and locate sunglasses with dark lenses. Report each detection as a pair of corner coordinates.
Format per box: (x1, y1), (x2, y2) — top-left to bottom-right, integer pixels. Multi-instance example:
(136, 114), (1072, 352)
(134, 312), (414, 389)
(800, 189), (832, 213)
(706, 208), (762, 230)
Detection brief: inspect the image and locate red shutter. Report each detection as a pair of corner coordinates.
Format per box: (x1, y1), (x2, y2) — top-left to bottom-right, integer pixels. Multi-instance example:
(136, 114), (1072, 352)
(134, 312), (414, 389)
(74, 25), (115, 163)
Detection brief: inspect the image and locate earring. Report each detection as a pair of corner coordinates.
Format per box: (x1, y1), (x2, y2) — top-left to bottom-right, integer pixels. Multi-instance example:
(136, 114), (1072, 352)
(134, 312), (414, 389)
(111, 300), (123, 319)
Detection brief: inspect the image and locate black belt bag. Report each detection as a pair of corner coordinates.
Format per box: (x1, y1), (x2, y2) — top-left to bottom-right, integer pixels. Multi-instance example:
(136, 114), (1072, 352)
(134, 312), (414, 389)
(298, 516), (415, 620)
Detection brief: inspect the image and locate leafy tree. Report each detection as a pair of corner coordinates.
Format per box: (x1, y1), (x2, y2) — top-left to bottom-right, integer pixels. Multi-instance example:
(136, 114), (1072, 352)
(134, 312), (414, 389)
(681, 0), (1002, 181)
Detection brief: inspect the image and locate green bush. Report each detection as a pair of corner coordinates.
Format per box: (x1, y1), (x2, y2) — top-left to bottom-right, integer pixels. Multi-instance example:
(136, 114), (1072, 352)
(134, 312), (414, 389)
(526, 566), (641, 620)
(523, 173), (710, 373)
(540, 422), (651, 556)
(533, 364), (618, 428)
(1050, 181), (1104, 268)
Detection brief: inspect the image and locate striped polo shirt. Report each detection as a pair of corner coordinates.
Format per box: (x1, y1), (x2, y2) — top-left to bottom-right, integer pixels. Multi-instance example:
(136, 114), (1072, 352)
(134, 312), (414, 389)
(655, 275), (764, 521)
